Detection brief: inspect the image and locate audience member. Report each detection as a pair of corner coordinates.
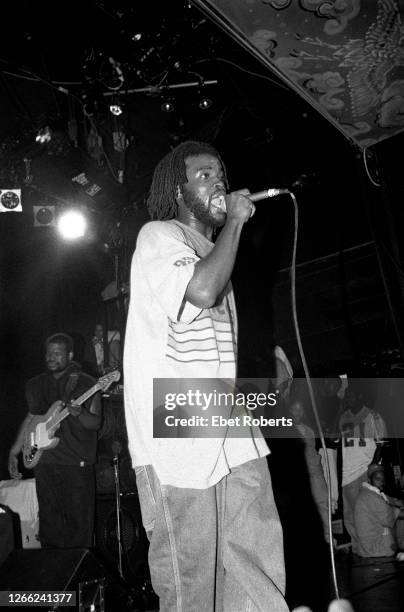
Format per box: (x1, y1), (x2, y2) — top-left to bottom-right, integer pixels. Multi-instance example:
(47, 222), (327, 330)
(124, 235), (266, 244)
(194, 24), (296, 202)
(289, 398), (331, 543)
(91, 323), (121, 374)
(317, 377), (345, 437)
(339, 380), (387, 553)
(354, 464), (404, 557)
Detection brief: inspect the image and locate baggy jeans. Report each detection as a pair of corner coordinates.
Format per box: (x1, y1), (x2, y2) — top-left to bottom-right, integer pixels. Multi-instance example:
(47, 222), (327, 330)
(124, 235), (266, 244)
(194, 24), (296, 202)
(134, 457), (288, 612)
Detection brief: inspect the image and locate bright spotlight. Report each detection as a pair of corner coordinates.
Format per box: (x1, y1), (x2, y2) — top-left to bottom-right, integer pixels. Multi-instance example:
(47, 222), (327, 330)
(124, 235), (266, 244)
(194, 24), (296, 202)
(109, 104), (123, 116)
(35, 126), (52, 143)
(161, 99), (175, 113)
(57, 209), (87, 240)
(198, 96), (212, 110)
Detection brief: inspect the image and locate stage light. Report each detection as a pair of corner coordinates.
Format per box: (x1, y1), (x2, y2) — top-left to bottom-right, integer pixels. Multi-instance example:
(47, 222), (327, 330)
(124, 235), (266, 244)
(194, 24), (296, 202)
(109, 104), (123, 116)
(33, 205), (56, 226)
(0, 189), (22, 213)
(57, 209), (87, 240)
(35, 126), (52, 143)
(198, 96), (212, 110)
(161, 99), (175, 113)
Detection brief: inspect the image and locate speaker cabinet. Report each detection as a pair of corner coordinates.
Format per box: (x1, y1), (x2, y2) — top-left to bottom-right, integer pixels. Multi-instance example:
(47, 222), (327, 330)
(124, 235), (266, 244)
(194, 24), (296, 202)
(95, 494), (149, 579)
(0, 504), (14, 567)
(96, 395), (137, 495)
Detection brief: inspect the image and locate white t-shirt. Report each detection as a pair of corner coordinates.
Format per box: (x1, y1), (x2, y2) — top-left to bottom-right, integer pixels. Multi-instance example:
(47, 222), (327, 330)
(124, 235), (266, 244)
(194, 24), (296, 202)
(339, 407), (387, 486)
(123, 220), (269, 488)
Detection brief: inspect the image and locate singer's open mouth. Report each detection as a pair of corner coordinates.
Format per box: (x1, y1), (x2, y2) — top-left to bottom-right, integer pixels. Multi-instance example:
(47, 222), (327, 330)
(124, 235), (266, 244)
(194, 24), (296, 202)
(210, 194), (226, 213)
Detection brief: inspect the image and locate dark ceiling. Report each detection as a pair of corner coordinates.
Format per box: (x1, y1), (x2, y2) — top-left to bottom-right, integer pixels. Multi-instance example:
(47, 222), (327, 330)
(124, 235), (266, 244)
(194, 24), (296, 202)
(0, 0), (369, 208)
(0, 0), (403, 378)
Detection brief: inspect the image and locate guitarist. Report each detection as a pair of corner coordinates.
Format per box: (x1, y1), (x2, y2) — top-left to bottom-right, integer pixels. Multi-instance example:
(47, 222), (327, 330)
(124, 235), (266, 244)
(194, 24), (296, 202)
(8, 333), (102, 548)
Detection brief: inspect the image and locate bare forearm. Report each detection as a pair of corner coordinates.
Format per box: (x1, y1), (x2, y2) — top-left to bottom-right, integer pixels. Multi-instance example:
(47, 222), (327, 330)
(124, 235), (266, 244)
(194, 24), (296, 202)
(186, 218), (243, 308)
(10, 414), (34, 456)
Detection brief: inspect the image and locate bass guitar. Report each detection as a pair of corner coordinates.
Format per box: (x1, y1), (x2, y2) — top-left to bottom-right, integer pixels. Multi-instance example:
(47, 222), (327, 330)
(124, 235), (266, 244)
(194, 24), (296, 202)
(22, 370), (120, 469)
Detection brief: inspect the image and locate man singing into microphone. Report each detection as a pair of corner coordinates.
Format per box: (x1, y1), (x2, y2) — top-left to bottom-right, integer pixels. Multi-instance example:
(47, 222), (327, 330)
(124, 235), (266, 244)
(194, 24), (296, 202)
(124, 141), (287, 611)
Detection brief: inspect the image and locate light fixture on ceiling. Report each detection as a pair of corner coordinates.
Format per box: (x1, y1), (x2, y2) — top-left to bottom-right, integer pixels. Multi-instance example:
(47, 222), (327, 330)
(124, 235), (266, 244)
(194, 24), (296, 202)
(195, 75), (213, 110)
(161, 98), (175, 113)
(35, 126), (52, 143)
(33, 205), (56, 227)
(109, 104), (123, 116)
(198, 95), (212, 110)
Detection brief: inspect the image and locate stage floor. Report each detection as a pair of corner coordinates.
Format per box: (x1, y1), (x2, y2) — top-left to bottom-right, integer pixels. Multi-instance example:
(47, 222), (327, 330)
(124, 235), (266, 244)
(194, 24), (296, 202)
(131, 553), (404, 612)
(1, 547), (403, 611)
(337, 554), (404, 612)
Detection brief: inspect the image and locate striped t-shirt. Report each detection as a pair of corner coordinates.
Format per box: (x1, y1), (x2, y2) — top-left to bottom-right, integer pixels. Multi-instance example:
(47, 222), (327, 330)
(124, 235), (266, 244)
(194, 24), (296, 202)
(167, 294), (237, 366)
(123, 220), (268, 488)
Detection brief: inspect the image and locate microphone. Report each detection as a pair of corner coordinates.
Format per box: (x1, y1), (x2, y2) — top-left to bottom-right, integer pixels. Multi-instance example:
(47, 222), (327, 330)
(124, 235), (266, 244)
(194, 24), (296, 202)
(210, 188), (289, 212)
(249, 188), (289, 202)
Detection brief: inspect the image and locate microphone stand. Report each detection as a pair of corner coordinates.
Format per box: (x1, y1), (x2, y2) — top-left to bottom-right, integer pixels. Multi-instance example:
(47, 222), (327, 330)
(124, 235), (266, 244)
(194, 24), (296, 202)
(111, 446), (158, 610)
(112, 445), (124, 581)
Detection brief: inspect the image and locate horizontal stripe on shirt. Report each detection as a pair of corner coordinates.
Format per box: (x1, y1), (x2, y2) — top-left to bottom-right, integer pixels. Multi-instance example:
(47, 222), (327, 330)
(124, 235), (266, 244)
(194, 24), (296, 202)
(168, 334), (216, 345)
(166, 354), (236, 364)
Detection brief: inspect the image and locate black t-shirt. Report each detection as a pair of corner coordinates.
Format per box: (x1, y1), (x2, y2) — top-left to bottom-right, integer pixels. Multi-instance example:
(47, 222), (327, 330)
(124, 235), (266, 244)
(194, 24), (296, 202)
(26, 363), (99, 465)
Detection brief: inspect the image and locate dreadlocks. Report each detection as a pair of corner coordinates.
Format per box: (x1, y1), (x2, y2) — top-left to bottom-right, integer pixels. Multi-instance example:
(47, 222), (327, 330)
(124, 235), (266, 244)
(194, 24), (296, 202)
(147, 141), (228, 220)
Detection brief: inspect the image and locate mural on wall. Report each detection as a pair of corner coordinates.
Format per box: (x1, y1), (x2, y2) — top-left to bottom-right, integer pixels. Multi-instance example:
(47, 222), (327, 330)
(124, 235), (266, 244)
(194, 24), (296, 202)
(194, 0), (404, 148)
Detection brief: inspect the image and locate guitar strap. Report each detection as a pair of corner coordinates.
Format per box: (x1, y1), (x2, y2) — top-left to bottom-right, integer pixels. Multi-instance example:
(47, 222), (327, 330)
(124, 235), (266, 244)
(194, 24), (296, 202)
(62, 372), (80, 404)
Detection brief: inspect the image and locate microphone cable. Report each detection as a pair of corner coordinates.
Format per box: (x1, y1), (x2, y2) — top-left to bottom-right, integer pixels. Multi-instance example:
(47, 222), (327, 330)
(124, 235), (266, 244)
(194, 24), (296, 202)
(287, 191), (340, 601)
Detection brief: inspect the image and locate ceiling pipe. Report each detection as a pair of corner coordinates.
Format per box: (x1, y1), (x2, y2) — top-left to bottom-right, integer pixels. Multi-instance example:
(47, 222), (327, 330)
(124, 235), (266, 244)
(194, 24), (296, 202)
(102, 79), (218, 96)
